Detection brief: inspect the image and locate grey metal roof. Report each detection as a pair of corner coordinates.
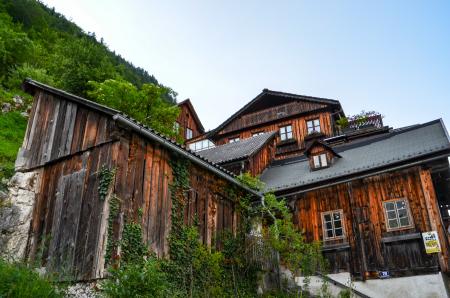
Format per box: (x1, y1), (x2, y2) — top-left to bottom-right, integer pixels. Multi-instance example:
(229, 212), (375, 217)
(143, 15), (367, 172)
(197, 132), (276, 164)
(260, 120), (450, 192)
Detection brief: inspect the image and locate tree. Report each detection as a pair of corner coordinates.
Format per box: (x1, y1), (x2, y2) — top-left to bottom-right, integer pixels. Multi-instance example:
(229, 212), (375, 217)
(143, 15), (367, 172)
(87, 79), (180, 138)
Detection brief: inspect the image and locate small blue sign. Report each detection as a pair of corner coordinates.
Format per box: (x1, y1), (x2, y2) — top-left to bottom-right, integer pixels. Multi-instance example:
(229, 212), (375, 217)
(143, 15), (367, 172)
(379, 271), (390, 279)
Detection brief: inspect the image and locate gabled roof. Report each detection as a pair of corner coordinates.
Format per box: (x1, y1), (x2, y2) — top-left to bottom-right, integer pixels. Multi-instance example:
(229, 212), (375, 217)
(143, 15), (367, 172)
(210, 89), (343, 137)
(22, 78), (260, 197)
(260, 119), (450, 193)
(304, 139), (342, 158)
(197, 132), (276, 164)
(178, 99), (205, 133)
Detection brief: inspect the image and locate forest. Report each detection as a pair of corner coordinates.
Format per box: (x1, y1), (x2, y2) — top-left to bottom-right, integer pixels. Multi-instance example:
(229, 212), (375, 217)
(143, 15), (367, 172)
(0, 0), (179, 191)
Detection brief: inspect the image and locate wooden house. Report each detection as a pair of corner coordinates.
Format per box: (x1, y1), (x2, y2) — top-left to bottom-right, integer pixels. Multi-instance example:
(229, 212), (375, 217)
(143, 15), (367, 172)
(13, 79), (257, 280)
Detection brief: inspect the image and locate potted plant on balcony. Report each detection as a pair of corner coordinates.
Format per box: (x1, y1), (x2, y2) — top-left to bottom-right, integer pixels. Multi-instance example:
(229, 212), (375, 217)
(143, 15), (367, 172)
(336, 116), (353, 133)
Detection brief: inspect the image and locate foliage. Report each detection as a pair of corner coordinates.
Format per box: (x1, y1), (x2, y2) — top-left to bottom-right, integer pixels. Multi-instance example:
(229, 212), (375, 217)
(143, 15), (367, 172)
(336, 117), (349, 129)
(121, 221), (149, 264)
(105, 195), (121, 265)
(5, 63), (57, 90)
(87, 79), (180, 139)
(0, 258), (63, 298)
(0, 112), (27, 190)
(98, 166), (116, 201)
(102, 257), (171, 298)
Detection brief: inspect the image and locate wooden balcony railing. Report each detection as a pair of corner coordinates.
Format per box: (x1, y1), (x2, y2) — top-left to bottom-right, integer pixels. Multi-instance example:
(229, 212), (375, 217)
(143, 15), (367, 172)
(348, 114), (383, 130)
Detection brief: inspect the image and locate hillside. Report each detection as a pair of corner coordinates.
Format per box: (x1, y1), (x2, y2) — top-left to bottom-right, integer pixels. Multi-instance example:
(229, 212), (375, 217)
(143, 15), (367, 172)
(0, 0), (177, 190)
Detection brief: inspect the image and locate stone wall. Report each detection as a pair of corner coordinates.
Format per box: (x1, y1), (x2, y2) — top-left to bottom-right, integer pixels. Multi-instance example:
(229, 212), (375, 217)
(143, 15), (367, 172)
(0, 171), (41, 261)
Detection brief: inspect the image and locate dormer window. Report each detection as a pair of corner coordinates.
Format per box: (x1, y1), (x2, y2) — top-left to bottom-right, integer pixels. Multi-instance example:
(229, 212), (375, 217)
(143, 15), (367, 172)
(186, 128), (193, 139)
(307, 119), (321, 134)
(313, 153), (328, 169)
(279, 125), (293, 141)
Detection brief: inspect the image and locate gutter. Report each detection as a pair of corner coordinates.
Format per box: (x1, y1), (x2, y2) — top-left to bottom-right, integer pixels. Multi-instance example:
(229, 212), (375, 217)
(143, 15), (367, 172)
(275, 152), (450, 199)
(112, 114), (262, 199)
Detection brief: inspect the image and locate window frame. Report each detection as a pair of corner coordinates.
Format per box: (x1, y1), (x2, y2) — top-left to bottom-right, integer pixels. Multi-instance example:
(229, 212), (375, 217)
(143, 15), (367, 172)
(252, 131), (265, 137)
(185, 127), (193, 140)
(312, 153), (328, 169)
(383, 198), (414, 231)
(229, 137), (240, 143)
(307, 118), (321, 134)
(279, 124), (293, 141)
(321, 209), (346, 241)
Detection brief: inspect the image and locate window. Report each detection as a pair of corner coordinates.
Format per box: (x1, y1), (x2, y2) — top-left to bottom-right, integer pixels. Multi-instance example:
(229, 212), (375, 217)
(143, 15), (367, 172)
(322, 210), (345, 240)
(312, 153), (328, 169)
(173, 122), (180, 134)
(279, 125), (293, 141)
(307, 119), (321, 134)
(383, 199), (413, 230)
(186, 128), (193, 139)
(252, 131), (265, 137)
(188, 139), (215, 152)
(229, 137), (240, 143)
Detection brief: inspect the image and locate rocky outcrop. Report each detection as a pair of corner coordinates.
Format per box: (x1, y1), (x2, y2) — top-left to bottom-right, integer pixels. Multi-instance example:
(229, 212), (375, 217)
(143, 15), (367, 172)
(0, 171), (42, 261)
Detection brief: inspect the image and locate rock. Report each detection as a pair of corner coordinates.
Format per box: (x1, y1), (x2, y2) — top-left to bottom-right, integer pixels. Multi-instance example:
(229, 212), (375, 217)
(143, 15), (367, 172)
(0, 170), (42, 261)
(65, 282), (99, 298)
(1, 102), (11, 113)
(13, 95), (24, 106)
(0, 190), (7, 200)
(20, 111), (29, 118)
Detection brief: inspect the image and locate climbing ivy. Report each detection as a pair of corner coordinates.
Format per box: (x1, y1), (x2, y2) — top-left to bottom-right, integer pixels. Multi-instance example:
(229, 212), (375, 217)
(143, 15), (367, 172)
(105, 194), (120, 266)
(98, 166), (116, 201)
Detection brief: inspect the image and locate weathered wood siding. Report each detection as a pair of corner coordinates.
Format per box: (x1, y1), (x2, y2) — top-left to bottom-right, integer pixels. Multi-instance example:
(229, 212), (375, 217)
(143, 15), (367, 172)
(177, 102), (203, 141)
(20, 90), (243, 280)
(215, 111), (333, 159)
(292, 167), (447, 278)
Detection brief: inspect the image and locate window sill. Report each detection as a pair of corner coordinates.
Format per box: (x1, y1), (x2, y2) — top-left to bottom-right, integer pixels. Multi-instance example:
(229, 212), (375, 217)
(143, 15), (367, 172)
(322, 242), (350, 252)
(381, 232), (421, 244)
(277, 138), (297, 146)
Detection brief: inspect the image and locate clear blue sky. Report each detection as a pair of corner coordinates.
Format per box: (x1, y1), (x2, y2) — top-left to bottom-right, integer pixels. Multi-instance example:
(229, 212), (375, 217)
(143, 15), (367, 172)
(42, 0), (450, 131)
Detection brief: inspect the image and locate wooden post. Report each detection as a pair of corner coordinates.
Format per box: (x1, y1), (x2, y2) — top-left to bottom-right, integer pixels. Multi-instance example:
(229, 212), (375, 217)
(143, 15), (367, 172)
(419, 168), (449, 273)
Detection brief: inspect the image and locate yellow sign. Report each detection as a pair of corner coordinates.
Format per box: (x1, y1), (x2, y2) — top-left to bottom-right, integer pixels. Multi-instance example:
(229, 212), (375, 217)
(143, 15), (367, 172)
(422, 231), (441, 254)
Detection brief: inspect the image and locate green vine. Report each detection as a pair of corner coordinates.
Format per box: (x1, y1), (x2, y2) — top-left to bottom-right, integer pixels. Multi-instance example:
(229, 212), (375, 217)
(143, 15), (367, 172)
(98, 166), (116, 201)
(105, 194), (120, 266)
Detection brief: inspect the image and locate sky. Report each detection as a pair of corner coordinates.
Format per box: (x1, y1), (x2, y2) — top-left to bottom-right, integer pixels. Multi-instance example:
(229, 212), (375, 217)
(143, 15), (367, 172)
(41, 0), (450, 132)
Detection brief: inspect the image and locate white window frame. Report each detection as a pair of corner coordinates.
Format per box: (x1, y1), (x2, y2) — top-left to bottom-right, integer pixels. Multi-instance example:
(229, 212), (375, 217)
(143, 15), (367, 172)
(229, 137), (240, 143)
(321, 209), (345, 240)
(279, 125), (293, 141)
(307, 118), (321, 134)
(313, 153), (328, 169)
(383, 198), (414, 231)
(188, 139), (215, 152)
(186, 127), (193, 139)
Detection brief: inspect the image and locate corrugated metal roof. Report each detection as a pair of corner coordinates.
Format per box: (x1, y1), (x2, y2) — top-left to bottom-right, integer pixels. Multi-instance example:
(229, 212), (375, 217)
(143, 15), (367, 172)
(260, 120), (450, 192)
(197, 132), (276, 164)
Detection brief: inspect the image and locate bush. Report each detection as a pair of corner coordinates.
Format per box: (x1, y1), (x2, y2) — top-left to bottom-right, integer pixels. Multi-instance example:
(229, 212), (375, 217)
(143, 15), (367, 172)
(0, 259), (62, 298)
(102, 258), (171, 298)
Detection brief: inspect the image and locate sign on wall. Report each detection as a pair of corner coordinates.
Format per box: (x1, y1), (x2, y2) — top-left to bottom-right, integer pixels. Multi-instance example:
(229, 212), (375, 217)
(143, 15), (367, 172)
(422, 231), (441, 254)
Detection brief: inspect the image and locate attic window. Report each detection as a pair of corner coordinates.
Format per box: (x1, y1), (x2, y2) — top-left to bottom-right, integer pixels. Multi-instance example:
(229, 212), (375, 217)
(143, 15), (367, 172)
(279, 125), (293, 141)
(252, 131), (265, 137)
(186, 128), (193, 139)
(313, 153), (328, 169)
(307, 119), (321, 134)
(229, 137), (240, 143)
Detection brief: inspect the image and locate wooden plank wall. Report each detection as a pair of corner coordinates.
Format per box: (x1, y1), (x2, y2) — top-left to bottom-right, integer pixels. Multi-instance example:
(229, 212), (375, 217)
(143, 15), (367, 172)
(22, 90), (242, 281)
(248, 139), (276, 176)
(17, 91), (115, 171)
(293, 167), (444, 278)
(177, 103), (202, 141)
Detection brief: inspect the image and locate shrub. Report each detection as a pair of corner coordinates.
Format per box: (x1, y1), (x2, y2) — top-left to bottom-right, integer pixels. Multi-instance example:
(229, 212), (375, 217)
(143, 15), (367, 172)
(0, 259), (62, 298)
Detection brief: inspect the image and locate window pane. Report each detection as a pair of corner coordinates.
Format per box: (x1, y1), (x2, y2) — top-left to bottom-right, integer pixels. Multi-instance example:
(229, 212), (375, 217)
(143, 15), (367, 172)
(280, 127), (286, 134)
(335, 228), (343, 237)
(385, 202), (395, 211)
(324, 214), (331, 222)
(388, 219), (399, 229)
(397, 209), (407, 218)
(399, 217), (410, 227)
(313, 156), (320, 168)
(320, 154), (327, 167)
(280, 133), (286, 141)
(287, 132), (293, 139)
(387, 210), (397, 219)
(334, 220), (342, 228)
(396, 200), (407, 209)
(286, 125), (292, 133)
(314, 119), (320, 127)
(307, 121), (313, 129)
(326, 230), (334, 238)
(325, 222), (333, 230)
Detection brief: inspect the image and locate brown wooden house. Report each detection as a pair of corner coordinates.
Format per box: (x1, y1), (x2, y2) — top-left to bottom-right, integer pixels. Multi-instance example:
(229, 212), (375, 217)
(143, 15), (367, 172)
(13, 79), (257, 280)
(176, 99), (205, 142)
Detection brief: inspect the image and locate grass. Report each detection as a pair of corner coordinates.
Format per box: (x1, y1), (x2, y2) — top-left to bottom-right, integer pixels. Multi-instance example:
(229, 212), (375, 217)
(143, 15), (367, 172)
(0, 111), (28, 190)
(0, 259), (63, 298)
